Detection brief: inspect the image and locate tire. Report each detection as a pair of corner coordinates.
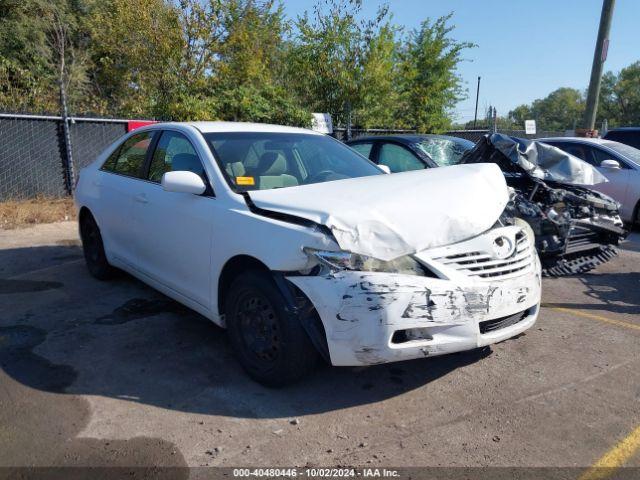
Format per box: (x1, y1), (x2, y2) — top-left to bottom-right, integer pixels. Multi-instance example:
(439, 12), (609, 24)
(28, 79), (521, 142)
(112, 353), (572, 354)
(225, 270), (319, 386)
(80, 213), (115, 280)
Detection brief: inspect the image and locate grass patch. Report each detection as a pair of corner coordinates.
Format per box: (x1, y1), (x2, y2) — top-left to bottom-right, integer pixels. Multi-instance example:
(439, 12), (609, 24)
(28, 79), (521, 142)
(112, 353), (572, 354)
(0, 197), (76, 229)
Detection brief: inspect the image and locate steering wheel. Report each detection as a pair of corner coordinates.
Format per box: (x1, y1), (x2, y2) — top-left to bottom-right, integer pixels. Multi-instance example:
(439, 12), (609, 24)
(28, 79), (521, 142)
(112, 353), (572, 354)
(307, 170), (337, 183)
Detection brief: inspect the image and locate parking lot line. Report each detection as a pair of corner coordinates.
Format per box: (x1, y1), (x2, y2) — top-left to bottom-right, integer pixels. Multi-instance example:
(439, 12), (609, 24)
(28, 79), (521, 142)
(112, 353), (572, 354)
(578, 424), (640, 480)
(542, 305), (640, 332)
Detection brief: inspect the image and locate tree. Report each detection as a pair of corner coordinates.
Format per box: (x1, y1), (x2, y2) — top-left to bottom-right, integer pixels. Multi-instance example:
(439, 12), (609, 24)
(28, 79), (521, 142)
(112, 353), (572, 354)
(0, 0), (89, 113)
(286, 0), (395, 127)
(598, 61), (640, 127)
(88, 0), (183, 117)
(213, 0), (310, 125)
(509, 87), (584, 132)
(395, 14), (475, 132)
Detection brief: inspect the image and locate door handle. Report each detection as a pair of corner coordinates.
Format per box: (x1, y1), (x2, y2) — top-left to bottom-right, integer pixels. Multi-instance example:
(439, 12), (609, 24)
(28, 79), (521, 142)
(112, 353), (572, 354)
(134, 193), (148, 204)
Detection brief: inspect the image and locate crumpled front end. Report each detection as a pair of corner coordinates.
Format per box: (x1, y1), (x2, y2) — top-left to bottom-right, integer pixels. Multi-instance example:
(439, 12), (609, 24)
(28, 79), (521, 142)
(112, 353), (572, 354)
(461, 134), (627, 276)
(287, 226), (542, 366)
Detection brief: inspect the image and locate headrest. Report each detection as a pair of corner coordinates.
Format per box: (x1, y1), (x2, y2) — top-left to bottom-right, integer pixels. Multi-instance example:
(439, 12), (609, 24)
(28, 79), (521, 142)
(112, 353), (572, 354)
(257, 152), (287, 176)
(172, 153), (203, 176)
(225, 161), (246, 178)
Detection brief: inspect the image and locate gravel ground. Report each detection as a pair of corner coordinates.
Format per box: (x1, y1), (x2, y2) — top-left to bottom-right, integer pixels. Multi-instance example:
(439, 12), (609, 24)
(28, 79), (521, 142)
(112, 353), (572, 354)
(1, 222), (638, 474)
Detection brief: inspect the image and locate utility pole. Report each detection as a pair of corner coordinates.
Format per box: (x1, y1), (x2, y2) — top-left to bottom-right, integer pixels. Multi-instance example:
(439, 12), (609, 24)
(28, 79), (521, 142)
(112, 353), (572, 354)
(473, 76), (481, 129)
(581, 0), (615, 136)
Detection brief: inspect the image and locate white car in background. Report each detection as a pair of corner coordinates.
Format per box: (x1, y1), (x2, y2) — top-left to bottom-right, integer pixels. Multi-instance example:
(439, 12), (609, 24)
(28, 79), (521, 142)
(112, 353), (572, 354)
(539, 137), (640, 224)
(75, 122), (541, 386)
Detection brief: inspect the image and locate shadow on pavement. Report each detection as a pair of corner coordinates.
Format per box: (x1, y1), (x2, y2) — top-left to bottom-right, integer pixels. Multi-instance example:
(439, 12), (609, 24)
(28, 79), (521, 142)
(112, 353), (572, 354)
(0, 245), (492, 422)
(543, 271), (640, 315)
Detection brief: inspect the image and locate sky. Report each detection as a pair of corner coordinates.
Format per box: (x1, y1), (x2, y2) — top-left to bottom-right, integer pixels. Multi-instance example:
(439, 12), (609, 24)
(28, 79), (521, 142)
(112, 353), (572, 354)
(281, 0), (639, 123)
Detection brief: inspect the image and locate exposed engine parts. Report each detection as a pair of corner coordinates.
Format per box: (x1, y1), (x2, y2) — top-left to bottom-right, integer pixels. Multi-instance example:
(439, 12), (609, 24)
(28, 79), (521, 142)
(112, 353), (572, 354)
(462, 134), (627, 277)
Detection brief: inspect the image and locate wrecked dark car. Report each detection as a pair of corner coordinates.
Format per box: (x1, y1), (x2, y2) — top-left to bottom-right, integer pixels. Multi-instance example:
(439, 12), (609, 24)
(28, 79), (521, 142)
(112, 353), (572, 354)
(460, 134), (627, 276)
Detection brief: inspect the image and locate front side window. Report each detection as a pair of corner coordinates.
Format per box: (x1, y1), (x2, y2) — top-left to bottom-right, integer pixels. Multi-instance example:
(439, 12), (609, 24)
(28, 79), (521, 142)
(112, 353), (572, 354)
(103, 132), (153, 178)
(148, 131), (204, 182)
(602, 142), (640, 166)
(550, 142), (593, 165)
(349, 142), (374, 159)
(378, 143), (425, 173)
(415, 138), (474, 167)
(204, 132), (382, 191)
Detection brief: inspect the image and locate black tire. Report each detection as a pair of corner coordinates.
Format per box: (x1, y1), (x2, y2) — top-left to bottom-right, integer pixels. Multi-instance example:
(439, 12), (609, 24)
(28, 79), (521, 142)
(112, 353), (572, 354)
(80, 212), (115, 280)
(225, 270), (319, 386)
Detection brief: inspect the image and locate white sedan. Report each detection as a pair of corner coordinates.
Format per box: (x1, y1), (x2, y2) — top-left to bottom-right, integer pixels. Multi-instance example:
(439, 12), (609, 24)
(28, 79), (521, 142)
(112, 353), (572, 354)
(75, 122), (541, 386)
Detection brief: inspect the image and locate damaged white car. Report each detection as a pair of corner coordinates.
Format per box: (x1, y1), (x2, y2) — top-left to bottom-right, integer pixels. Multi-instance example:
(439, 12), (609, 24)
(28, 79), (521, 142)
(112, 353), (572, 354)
(75, 122), (542, 386)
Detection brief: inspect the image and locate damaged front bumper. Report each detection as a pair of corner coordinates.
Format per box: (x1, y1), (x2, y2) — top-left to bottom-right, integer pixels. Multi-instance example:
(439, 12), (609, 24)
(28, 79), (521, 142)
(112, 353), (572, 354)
(287, 261), (541, 366)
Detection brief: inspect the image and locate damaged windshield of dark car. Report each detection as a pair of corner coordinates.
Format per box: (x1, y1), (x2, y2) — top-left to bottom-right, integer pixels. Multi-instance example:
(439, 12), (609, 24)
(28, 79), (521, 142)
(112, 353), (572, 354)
(415, 137), (474, 167)
(205, 132), (382, 191)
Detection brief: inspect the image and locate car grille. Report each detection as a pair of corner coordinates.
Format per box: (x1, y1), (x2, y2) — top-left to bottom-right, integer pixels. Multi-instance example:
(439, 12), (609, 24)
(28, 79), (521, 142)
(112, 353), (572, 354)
(479, 308), (531, 334)
(433, 231), (533, 280)
(565, 225), (601, 254)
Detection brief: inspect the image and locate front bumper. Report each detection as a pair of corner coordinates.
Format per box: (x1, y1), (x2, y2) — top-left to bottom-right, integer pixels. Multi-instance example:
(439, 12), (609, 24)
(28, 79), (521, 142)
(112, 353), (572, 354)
(287, 263), (541, 366)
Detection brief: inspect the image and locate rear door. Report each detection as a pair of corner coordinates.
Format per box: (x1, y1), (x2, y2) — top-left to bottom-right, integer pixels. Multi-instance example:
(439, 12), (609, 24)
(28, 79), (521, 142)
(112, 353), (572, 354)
(96, 131), (156, 266)
(130, 129), (214, 309)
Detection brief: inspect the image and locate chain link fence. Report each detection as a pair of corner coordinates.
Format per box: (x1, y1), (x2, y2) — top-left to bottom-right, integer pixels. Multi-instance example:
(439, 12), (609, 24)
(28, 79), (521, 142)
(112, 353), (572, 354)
(0, 114), (129, 201)
(1, 114), (569, 201)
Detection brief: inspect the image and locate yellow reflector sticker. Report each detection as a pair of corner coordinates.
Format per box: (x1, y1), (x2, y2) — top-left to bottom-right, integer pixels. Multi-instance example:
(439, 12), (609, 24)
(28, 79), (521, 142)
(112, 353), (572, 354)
(236, 176), (255, 186)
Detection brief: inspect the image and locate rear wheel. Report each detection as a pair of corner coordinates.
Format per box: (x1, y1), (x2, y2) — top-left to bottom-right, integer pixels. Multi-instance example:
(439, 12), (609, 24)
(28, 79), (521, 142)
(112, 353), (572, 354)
(225, 270), (319, 386)
(80, 213), (115, 280)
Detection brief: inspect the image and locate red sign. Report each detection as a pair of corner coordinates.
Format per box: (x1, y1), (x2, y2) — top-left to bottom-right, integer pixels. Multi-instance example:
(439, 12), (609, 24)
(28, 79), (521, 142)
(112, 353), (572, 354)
(127, 120), (157, 132)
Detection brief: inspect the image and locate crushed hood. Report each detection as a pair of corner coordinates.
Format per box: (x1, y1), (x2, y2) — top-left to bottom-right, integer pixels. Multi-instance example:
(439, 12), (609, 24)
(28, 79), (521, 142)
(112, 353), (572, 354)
(467, 133), (609, 186)
(248, 163), (509, 261)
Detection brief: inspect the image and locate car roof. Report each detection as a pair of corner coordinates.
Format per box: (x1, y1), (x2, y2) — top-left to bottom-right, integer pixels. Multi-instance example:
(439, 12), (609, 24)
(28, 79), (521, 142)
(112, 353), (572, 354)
(538, 136), (610, 145)
(605, 127), (640, 132)
(347, 133), (469, 144)
(150, 121), (322, 135)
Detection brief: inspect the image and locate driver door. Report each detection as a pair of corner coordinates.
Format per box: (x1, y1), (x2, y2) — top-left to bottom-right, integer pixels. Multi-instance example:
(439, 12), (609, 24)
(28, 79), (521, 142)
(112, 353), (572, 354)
(130, 130), (214, 310)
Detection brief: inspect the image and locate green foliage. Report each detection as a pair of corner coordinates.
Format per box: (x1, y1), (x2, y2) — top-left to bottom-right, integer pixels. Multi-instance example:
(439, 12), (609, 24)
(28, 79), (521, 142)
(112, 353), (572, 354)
(395, 14), (475, 133)
(509, 88), (584, 132)
(0, 0), (473, 130)
(510, 64), (640, 132)
(598, 61), (640, 127)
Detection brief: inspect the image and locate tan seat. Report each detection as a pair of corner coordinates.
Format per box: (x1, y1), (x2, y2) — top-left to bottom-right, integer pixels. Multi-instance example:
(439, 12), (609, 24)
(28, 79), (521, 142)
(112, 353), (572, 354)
(255, 152), (298, 189)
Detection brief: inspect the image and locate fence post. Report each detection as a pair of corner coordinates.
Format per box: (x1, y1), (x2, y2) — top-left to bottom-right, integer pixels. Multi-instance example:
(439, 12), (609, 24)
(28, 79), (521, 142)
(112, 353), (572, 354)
(59, 88), (75, 195)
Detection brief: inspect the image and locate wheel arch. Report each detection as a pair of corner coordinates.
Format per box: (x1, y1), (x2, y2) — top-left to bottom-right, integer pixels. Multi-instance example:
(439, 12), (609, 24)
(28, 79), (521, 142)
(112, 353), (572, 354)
(216, 254), (330, 363)
(217, 255), (272, 319)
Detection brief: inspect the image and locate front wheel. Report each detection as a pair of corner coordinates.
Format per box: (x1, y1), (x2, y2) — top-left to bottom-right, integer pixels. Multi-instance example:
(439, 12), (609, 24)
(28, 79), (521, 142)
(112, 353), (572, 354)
(80, 213), (115, 280)
(225, 270), (319, 386)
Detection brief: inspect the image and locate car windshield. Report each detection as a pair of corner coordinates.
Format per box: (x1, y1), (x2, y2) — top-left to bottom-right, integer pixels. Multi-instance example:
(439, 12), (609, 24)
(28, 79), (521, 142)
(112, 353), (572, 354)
(204, 132), (382, 191)
(414, 137), (474, 166)
(603, 141), (640, 165)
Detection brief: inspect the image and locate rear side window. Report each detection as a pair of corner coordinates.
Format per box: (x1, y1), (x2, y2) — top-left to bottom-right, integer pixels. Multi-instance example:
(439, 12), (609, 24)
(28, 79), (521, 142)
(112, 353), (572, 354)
(148, 131), (205, 182)
(378, 143), (425, 173)
(102, 132), (153, 178)
(350, 142), (374, 159)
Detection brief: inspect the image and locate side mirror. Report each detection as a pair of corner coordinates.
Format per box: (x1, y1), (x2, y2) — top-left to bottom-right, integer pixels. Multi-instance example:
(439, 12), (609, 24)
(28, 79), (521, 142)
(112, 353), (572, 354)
(378, 164), (391, 174)
(600, 159), (620, 169)
(161, 171), (206, 195)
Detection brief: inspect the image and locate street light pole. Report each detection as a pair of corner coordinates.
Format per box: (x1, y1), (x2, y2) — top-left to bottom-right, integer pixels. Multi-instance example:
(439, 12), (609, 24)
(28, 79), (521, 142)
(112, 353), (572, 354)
(473, 76), (481, 129)
(582, 0), (615, 134)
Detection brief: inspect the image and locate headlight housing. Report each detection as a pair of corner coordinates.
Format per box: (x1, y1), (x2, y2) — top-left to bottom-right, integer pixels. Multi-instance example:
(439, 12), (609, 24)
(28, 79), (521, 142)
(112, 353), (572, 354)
(304, 248), (428, 276)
